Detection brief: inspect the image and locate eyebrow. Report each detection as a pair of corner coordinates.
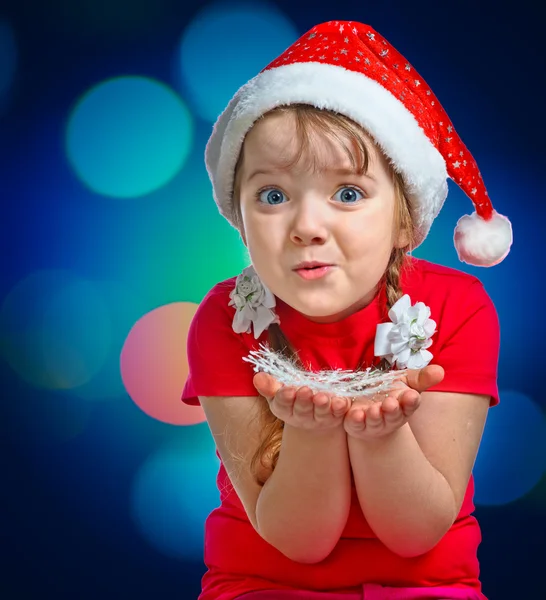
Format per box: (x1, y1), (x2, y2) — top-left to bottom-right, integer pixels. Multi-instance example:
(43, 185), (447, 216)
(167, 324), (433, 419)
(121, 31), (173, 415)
(245, 166), (377, 183)
(330, 167), (377, 182)
(246, 169), (277, 182)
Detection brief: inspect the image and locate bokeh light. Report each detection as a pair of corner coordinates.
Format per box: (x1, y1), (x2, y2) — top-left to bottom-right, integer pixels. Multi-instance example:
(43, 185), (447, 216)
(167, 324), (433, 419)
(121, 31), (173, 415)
(473, 390), (546, 506)
(0, 270), (111, 390)
(71, 281), (151, 400)
(1, 4), (543, 599)
(131, 427), (220, 560)
(117, 142), (250, 306)
(66, 76), (193, 198)
(177, 2), (298, 122)
(120, 302), (205, 425)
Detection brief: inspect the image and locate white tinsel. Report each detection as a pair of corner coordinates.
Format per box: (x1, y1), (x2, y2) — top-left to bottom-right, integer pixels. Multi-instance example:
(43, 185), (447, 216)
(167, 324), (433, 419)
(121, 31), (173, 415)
(243, 344), (407, 398)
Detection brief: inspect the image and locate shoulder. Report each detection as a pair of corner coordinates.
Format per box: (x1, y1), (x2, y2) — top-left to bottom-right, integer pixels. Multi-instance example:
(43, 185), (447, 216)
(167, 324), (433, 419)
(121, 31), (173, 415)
(187, 276), (240, 349)
(200, 276), (238, 306)
(405, 257), (482, 289)
(402, 257), (499, 348)
(189, 275), (266, 348)
(406, 260), (501, 405)
(192, 277), (237, 324)
(183, 275), (263, 403)
(403, 257), (494, 309)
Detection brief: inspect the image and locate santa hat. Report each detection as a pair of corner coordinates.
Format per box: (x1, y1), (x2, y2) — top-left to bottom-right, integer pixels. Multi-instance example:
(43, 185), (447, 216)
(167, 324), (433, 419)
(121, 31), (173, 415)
(206, 21), (513, 267)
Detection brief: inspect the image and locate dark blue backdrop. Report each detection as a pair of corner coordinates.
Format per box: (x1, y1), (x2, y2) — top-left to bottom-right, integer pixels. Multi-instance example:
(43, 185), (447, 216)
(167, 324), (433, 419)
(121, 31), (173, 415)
(1, 0), (544, 599)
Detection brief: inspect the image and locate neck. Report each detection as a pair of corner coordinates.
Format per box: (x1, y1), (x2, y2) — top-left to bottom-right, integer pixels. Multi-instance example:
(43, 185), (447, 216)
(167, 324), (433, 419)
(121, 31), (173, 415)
(302, 284), (380, 324)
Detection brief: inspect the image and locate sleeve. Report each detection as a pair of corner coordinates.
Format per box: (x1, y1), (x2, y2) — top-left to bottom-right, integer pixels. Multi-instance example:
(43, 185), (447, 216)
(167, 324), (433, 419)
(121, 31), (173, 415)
(427, 280), (500, 406)
(181, 283), (260, 405)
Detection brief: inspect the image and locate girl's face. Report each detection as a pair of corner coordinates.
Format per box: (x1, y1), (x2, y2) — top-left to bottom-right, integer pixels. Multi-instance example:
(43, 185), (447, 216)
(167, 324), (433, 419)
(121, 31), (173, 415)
(237, 111), (408, 323)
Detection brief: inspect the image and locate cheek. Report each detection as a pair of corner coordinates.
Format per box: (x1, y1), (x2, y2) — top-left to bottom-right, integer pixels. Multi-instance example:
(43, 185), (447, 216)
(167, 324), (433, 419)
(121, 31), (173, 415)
(242, 207), (285, 244)
(242, 212), (266, 241)
(243, 221), (280, 265)
(345, 209), (395, 249)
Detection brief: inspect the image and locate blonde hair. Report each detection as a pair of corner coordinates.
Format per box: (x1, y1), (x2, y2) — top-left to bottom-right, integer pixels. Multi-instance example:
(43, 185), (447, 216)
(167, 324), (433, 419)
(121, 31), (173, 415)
(232, 104), (415, 486)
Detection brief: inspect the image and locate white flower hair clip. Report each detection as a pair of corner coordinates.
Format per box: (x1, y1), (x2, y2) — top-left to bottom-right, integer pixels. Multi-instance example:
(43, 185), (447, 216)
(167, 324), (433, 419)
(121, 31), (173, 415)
(229, 265), (280, 339)
(243, 343), (407, 398)
(374, 294), (436, 369)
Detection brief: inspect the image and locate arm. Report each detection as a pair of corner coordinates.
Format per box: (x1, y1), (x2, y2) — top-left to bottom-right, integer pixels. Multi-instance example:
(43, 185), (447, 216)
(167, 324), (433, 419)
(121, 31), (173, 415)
(200, 394), (351, 564)
(348, 389), (489, 557)
(258, 422), (351, 562)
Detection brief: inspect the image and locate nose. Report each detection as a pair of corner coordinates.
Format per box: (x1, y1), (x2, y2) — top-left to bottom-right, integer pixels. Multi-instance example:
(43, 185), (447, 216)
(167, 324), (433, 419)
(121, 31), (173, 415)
(289, 196), (329, 246)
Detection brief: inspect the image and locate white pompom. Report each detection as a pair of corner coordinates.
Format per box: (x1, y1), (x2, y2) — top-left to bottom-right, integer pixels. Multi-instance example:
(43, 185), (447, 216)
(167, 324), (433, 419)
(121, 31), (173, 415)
(453, 210), (513, 267)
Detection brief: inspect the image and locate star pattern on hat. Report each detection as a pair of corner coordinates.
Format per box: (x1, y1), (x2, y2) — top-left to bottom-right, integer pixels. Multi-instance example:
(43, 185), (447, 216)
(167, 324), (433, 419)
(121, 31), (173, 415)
(264, 21), (493, 220)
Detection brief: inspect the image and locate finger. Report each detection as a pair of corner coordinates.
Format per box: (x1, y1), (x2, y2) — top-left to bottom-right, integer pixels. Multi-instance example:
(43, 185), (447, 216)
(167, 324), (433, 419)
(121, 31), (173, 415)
(330, 396), (351, 417)
(381, 396), (405, 425)
(380, 380), (421, 417)
(293, 386), (315, 417)
(275, 385), (297, 407)
(266, 386), (296, 420)
(381, 395), (400, 414)
(364, 401), (385, 429)
(253, 372), (284, 399)
(312, 392), (333, 421)
(403, 364), (444, 392)
(344, 405), (366, 432)
(398, 389), (422, 417)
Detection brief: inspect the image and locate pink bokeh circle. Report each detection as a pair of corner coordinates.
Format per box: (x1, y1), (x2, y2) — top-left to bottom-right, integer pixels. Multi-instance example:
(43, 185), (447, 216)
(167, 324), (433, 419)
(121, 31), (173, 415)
(121, 302), (205, 425)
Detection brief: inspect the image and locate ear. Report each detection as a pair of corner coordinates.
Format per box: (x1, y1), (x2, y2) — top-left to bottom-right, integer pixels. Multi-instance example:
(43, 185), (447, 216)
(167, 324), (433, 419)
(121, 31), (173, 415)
(394, 227), (411, 249)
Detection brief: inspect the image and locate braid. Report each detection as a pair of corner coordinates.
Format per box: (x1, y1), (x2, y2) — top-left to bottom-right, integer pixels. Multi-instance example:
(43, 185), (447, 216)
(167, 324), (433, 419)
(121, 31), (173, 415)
(250, 323), (298, 486)
(385, 248), (406, 310)
(378, 248), (414, 371)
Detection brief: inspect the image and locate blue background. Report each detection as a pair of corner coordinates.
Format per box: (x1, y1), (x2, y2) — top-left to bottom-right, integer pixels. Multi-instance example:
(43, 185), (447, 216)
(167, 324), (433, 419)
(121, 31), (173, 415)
(1, 0), (544, 598)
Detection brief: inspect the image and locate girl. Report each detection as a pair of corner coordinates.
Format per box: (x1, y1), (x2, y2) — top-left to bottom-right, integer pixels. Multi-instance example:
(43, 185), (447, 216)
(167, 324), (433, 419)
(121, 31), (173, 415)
(182, 20), (512, 600)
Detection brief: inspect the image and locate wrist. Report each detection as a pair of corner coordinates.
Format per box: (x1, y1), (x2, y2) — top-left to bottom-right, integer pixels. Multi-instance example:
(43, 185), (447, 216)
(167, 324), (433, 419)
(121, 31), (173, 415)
(284, 422), (347, 441)
(347, 421), (411, 450)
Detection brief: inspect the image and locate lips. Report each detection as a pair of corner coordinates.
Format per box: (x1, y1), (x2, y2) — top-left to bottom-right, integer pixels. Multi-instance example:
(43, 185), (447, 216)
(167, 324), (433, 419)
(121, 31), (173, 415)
(293, 264), (335, 280)
(292, 261), (333, 270)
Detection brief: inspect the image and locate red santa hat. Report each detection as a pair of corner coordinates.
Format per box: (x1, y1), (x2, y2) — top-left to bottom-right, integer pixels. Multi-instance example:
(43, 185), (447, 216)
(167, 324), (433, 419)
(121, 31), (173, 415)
(206, 21), (513, 267)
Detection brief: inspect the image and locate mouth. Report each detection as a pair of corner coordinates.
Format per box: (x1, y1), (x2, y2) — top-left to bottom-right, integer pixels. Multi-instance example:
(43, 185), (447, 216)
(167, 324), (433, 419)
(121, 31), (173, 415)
(292, 262), (336, 280)
(292, 261), (334, 271)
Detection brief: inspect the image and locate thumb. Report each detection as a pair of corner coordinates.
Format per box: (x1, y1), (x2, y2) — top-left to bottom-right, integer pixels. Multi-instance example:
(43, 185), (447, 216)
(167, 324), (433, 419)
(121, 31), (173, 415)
(403, 364), (444, 393)
(253, 372), (284, 399)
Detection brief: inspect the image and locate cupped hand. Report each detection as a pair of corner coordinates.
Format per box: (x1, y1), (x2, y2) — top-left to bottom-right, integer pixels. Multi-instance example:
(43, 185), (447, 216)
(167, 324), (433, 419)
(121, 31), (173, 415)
(343, 364), (445, 440)
(253, 372), (351, 431)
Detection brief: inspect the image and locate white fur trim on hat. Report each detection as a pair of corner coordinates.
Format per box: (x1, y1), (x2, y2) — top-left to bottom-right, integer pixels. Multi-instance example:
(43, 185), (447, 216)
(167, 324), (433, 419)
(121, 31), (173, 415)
(205, 61), (448, 249)
(454, 210), (513, 267)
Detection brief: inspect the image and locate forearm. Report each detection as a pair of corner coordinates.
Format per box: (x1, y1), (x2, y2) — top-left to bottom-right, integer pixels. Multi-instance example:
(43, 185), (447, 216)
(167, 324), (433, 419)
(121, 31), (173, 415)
(348, 422), (457, 557)
(256, 424), (351, 563)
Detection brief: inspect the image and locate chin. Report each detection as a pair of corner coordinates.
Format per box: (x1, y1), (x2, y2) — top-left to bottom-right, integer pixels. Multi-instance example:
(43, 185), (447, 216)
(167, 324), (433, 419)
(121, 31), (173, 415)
(295, 299), (344, 320)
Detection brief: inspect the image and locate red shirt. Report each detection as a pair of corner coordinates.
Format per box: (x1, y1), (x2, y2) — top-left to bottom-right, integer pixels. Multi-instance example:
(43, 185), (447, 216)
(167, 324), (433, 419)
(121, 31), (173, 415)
(182, 258), (500, 600)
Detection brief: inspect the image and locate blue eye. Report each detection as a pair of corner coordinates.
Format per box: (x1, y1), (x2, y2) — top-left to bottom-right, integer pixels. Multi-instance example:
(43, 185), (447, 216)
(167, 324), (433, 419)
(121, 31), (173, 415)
(334, 187), (364, 203)
(258, 188), (286, 205)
